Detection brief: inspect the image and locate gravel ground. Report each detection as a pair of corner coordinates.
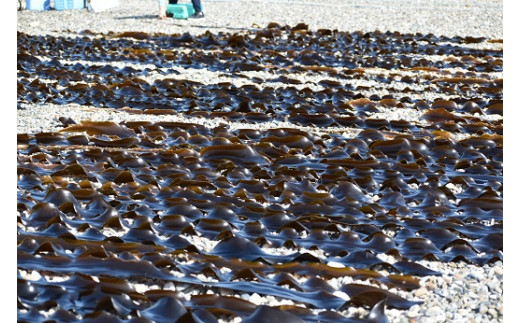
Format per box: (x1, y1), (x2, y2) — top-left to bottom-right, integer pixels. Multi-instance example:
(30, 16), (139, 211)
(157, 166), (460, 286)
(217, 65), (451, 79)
(17, 1), (504, 322)
(17, 0), (503, 39)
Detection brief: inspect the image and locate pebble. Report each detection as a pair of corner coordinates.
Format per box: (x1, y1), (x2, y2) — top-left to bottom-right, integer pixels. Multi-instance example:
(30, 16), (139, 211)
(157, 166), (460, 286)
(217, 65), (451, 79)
(347, 307), (360, 317)
(426, 306), (444, 318)
(407, 305), (420, 318)
(470, 269), (485, 281)
(458, 308), (469, 316)
(487, 280), (501, 293)
(248, 293), (262, 305)
(450, 285), (464, 295)
(493, 266), (503, 277)
(414, 287), (428, 298)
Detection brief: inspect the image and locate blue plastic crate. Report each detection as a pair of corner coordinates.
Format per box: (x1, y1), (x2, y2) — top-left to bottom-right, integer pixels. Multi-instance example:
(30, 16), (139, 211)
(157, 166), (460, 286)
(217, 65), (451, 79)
(166, 3), (202, 19)
(55, 0), (84, 10)
(26, 0), (51, 10)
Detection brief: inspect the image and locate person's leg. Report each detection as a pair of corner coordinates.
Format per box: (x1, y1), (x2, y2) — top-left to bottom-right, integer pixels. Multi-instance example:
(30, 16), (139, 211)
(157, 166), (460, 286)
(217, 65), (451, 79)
(158, 0), (167, 19)
(191, 0), (202, 13)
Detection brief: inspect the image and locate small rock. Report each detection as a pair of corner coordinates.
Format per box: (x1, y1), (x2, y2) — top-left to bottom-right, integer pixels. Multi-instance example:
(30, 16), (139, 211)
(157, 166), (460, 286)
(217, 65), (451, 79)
(347, 307), (359, 316)
(470, 270), (485, 281)
(478, 285), (489, 297)
(434, 288), (449, 298)
(408, 304), (421, 318)
(426, 306), (442, 316)
(414, 287), (428, 297)
(458, 308), (468, 316)
(26, 270), (42, 281)
(248, 293), (262, 305)
(449, 285), (464, 295)
(487, 280), (501, 293)
(468, 291), (478, 299)
(448, 303), (458, 313)
(425, 280), (437, 290)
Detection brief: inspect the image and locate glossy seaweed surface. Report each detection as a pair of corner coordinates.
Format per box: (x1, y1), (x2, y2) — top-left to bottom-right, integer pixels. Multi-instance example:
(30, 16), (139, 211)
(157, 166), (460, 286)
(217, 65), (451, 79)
(17, 24), (502, 322)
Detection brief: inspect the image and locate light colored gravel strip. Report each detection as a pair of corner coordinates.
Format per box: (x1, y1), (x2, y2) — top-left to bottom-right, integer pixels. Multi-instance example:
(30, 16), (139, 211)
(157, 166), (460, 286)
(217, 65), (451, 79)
(18, 102), (499, 142)
(17, 0), (502, 39)
(16, 102), (363, 138)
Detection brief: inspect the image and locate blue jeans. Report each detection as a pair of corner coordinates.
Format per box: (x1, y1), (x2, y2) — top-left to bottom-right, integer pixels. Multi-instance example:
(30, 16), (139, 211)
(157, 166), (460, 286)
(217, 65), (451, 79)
(168, 0), (202, 13)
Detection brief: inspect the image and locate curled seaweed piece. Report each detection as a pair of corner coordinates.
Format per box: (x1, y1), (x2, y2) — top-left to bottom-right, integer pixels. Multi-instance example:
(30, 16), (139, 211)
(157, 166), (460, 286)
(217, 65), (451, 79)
(139, 296), (187, 322)
(242, 305), (304, 323)
(59, 121), (137, 138)
(421, 108), (464, 123)
(211, 237), (266, 261)
(201, 144), (270, 165)
(340, 284), (421, 310)
(90, 136), (140, 148)
(365, 298), (389, 323)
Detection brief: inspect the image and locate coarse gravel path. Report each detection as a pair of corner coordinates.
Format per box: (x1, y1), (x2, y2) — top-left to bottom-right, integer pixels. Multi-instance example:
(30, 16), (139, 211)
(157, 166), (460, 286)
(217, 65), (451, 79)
(18, 0), (503, 39)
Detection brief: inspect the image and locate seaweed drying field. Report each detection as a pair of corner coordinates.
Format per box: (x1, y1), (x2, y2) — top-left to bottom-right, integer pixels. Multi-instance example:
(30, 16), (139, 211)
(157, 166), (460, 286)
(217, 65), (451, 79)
(17, 23), (503, 322)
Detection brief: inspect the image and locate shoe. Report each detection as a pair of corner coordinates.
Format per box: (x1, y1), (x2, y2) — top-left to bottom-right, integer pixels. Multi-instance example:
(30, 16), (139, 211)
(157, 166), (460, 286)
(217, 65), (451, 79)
(190, 11), (204, 19)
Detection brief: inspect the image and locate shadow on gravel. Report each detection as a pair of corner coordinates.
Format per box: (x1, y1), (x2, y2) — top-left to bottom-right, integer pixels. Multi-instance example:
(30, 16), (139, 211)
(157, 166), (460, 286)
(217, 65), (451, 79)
(115, 14), (159, 20)
(175, 23), (257, 32)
